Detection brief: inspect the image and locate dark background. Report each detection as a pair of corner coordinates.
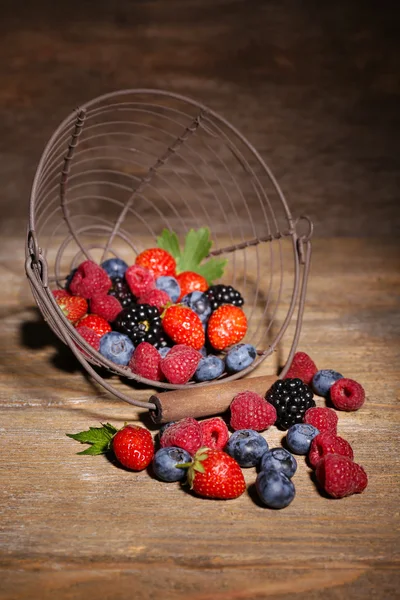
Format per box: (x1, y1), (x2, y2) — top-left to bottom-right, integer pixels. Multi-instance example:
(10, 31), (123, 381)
(1, 0), (399, 237)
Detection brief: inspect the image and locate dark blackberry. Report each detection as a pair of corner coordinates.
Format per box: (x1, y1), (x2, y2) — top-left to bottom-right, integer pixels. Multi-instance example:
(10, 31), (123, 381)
(265, 378), (316, 430)
(113, 304), (162, 347)
(108, 277), (136, 309)
(206, 284), (244, 311)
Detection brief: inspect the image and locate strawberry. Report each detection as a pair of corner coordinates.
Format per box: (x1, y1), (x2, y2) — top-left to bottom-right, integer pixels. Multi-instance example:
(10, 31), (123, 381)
(183, 448), (246, 500)
(176, 271), (208, 300)
(77, 314), (112, 336)
(162, 305), (205, 350)
(55, 294), (88, 323)
(113, 425), (154, 471)
(207, 305), (247, 350)
(135, 248), (176, 279)
(52, 289), (70, 301)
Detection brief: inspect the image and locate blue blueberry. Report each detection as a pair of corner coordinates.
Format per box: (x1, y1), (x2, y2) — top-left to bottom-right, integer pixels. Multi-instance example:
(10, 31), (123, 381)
(156, 276), (180, 303)
(286, 423), (320, 455)
(65, 267), (77, 290)
(101, 258), (128, 279)
(152, 446), (192, 482)
(256, 469), (296, 509)
(194, 355), (225, 382)
(158, 346), (172, 359)
(181, 292), (212, 324)
(225, 343), (257, 373)
(199, 346), (208, 357)
(225, 429), (269, 467)
(99, 332), (135, 365)
(260, 447), (297, 478)
(312, 369), (343, 397)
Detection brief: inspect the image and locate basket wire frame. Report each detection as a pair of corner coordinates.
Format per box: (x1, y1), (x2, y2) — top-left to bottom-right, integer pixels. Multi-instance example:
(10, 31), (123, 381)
(26, 89), (312, 412)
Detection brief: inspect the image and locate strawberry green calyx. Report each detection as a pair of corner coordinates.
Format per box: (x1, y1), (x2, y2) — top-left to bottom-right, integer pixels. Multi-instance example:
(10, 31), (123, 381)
(66, 423), (118, 455)
(177, 447), (210, 488)
(156, 228), (227, 285)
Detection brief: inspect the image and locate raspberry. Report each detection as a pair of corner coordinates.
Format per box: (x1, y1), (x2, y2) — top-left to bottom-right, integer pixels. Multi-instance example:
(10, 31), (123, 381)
(284, 352), (317, 385)
(129, 342), (163, 381)
(125, 265), (155, 297)
(160, 417), (203, 455)
(160, 345), (202, 384)
(75, 325), (101, 352)
(199, 417), (229, 450)
(304, 407), (338, 434)
(230, 391), (277, 432)
(316, 454), (368, 498)
(69, 260), (111, 299)
(139, 288), (171, 312)
(330, 378), (365, 411)
(90, 293), (122, 322)
(77, 314), (112, 337)
(308, 431), (354, 468)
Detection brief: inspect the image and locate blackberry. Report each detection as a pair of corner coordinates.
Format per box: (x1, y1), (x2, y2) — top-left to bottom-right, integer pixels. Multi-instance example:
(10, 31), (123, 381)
(206, 284), (244, 311)
(265, 378), (316, 430)
(108, 277), (136, 309)
(113, 304), (162, 347)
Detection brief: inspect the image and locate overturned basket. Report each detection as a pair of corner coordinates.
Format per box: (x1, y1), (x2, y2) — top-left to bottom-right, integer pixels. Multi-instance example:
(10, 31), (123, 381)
(25, 89), (312, 422)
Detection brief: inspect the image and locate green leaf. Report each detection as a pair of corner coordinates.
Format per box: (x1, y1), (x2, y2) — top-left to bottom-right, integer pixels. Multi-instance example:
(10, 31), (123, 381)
(156, 229), (181, 261)
(66, 423), (118, 455)
(178, 228), (212, 273)
(196, 257), (228, 285)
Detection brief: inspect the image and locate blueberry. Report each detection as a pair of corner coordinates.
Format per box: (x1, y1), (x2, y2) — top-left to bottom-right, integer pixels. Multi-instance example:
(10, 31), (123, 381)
(225, 429), (269, 467)
(156, 276), (180, 303)
(199, 346), (208, 357)
(181, 292), (212, 323)
(260, 447), (297, 478)
(256, 469), (296, 509)
(312, 369), (343, 397)
(158, 346), (172, 359)
(101, 258), (128, 279)
(99, 331), (135, 365)
(286, 423), (320, 455)
(225, 343), (257, 373)
(152, 446), (191, 482)
(194, 355), (225, 382)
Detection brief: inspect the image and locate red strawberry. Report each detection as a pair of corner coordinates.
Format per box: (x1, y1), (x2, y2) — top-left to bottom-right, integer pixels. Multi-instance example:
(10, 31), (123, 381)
(113, 425), (154, 471)
(90, 293), (122, 322)
(309, 431), (354, 468)
(129, 342), (163, 381)
(186, 448), (246, 500)
(316, 454), (368, 498)
(176, 271), (208, 300)
(77, 314), (112, 337)
(199, 417), (229, 450)
(52, 289), (70, 301)
(139, 288), (171, 312)
(75, 325), (101, 352)
(135, 248), (176, 279)
(160, 417), (203, 455)
(160, 345), (202, 384)
(55, 294), (88, 323)
(162, 305), (205, 350)
(284, 351), (317, 385)
(125, 265), (155, 297)
(207, 305), (247, 351)
(230, 391), (277, 431)
(69, 260), (111, 299)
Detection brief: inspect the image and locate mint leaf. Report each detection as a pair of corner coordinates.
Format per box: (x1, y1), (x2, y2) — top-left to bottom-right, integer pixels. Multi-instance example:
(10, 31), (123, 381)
(156, 229), (181, 261)
(196, 257), (227, 285)
(178, 228), (212, 272)
(66, 423), (118, 455)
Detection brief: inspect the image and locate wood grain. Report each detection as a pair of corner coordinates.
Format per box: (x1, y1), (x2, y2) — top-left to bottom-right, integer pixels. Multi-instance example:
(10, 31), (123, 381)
(1, 236), (399, 599)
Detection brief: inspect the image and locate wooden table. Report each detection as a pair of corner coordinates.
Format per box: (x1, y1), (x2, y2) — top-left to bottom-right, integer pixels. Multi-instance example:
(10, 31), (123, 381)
(1, 236), (399, 599)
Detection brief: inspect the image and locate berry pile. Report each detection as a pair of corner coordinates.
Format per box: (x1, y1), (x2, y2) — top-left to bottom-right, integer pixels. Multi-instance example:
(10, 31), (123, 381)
(68, 351), (368, 507)
(52, 227), (259, 384)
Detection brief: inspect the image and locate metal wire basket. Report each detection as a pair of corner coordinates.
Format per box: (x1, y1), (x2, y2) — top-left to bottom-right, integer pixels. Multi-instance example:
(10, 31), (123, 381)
(25, 89), (312, 413)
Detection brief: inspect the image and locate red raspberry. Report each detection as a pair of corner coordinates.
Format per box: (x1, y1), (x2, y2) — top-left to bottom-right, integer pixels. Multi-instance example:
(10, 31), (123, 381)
(309, 431), (354, 468)
(90, 293), (122, 322)
(160, 417), (203, 455)
(129, 342), (163, 381)
(139, 288), (171, 312)
(113, 425), (154, 471)
(230, 391), (277, 432)
(304, 407), (338, 434)
(75, 325), (101, 352)
(69, 261), (111, 299)
(160, 345), (202, 384)
(199, 417), (229, 450)
(316, 454), (368, 498)
(125, 265), (155, 297)
(284, 351), (317, 385)
(77, 314), (112, 337)
(330, 378), (365, 411)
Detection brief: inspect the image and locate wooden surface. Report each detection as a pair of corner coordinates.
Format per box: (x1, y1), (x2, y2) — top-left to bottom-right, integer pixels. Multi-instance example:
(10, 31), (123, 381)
(1, 236), (399, 599)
